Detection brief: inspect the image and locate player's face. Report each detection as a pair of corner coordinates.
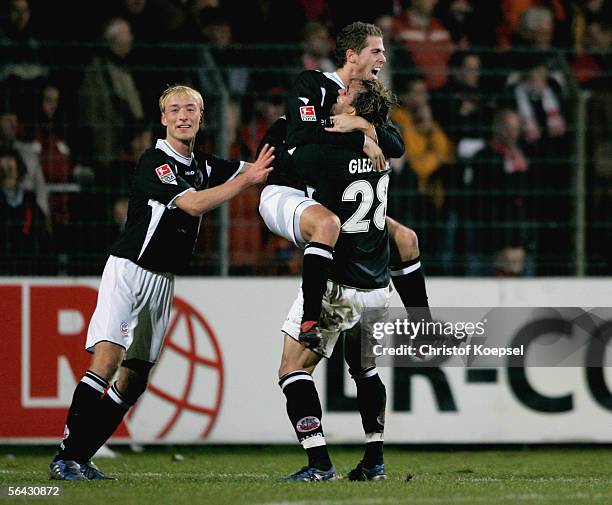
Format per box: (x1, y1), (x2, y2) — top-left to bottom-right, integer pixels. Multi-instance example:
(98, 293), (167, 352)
(162, 93), (203, 144)
(353, 36), (386, 80)
(332, 80), (363, 115)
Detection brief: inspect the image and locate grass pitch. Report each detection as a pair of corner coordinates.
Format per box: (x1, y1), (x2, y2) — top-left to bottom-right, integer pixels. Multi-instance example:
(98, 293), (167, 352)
(1, 446), (611, 505)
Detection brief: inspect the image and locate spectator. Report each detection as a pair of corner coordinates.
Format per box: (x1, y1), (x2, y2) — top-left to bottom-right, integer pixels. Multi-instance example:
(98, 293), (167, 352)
(434, 0), (498, 46)
(431, 50), (494, 273)
(497, 0), (570, 48)
(571, 0), (612, 52)
(390, 76), (454, 197)
(0, 0), (48, 103)
(0, 146), (52, 274)
(298, 21), (335, 72)
(0, 100), (49, 218)
(465, 109), (534, 276)
(507, 55), (567, 158)
(507, 55), (571, 274)
(572, 20), (612, 89)
(432, 50), (493, 150)
(33, 84), (73, 228)
(392, 0), (454, 90)
(389, 75), (454, 269)
(77, 17), (144, 170)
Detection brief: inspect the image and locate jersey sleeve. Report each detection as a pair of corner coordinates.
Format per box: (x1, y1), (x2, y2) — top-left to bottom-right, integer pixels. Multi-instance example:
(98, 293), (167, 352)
(376, 122), (405, 159)
(257, 116), (287, 155)
(200, 153), (243, 188)
(135, 150), (193, 206)
(285, 71), (364, 151)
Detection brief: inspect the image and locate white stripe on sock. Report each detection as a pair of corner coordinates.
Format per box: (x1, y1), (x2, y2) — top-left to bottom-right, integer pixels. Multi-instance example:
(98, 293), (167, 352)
(366, 432), (384, 443)
(302, 434), (326, 449)
(353, 368), (378, 380)
(304, 247), (333, 260)
(81, 376), (106, 394)
(280, 373), (313, 391)
(107, 385), (130, 409)
(390, 261), (421, 277)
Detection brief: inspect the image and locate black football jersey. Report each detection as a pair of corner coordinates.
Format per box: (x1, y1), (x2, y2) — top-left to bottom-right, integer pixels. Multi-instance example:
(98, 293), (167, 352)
(293, 143), (391, 289)
(259, 70), (405, 191)
(110, 139), (242, 274)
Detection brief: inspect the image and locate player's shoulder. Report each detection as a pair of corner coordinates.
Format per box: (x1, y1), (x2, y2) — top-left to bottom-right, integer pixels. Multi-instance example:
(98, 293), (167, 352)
(293, 69), (331, 87)
(138, 147), (169, 169)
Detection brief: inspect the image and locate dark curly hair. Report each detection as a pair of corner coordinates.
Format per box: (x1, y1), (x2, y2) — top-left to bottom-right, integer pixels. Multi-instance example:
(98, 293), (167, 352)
(351, 79), (398, 128)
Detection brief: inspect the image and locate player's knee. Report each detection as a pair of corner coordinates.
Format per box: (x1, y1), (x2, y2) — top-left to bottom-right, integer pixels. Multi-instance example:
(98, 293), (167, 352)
(393, 226), (420, 260)
(89, 343), (124, 381)
(316, 213), (341, 243)
(116, 360), (152, 404)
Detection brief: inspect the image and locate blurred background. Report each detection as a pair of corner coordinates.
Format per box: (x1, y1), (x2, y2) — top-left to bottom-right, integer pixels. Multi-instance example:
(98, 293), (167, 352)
(1, 0), (611, 278)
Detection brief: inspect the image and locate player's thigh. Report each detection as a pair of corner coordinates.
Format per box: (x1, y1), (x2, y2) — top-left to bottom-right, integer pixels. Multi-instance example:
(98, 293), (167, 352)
(279, 334), (322, 378)
(258, 185), (318, 247)
(86, 256), (174, 364)
(299, 204), (341, 245)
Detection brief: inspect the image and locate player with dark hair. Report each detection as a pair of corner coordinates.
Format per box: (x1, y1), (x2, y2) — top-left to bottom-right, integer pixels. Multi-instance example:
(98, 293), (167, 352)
(48, 85), (274, 480)
(258, 21), (432, 353)
(278, 78), (397, 482)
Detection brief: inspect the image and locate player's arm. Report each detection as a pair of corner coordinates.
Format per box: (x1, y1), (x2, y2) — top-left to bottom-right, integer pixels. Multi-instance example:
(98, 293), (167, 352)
(285, 71), (364, 151)
(175, 145), (274, 217)
(325, 116), (405, 159)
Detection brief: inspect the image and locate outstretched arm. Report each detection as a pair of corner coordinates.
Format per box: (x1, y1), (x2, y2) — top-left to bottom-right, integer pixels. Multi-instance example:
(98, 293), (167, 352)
(176, 145), (274, 217)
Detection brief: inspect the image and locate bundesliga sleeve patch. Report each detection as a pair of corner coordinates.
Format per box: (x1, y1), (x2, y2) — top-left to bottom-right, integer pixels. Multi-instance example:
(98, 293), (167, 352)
(299, 105), (316, 122)
(155, 164), (177, 185)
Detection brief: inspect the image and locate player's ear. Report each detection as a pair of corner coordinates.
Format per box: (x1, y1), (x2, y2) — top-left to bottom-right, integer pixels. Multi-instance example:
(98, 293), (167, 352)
(347, 48), (356, 64)
(161, 113), (167, 127)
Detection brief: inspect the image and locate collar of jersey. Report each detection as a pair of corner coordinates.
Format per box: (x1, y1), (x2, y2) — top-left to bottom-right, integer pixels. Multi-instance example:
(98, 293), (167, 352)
(323, 71), (345, 89)
(156, 139), (193, 166)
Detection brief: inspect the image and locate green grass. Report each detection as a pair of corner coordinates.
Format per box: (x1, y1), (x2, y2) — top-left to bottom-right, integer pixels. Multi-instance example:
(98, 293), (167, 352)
(1, 446), (612, 505)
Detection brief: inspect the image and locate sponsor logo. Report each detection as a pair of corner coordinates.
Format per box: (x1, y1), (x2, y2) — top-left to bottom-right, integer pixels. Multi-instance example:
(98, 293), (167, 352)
(120, 321), (129, 334)
(155, 164), (177, 185)
(299, 105), (316, 122)
(296, 416), (321, 433)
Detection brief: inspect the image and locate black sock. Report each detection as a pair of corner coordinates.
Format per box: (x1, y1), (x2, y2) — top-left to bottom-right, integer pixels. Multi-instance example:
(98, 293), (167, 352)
(79, 383), (131, 463)
(279, 371), (332, 470)
(390, 256), (432, 322)
(351, 367), (386, 467)
(56, 370), (108, 462)
(363, 442), (384, 468)
(301, 242), (333, 324)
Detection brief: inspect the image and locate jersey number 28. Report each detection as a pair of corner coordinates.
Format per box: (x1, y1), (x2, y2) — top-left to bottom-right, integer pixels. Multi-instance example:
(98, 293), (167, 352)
(341, 174), (389, 233)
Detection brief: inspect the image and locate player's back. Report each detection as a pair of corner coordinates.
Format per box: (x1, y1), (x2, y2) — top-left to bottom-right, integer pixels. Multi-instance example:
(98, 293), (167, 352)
(293, 144), (390, 289)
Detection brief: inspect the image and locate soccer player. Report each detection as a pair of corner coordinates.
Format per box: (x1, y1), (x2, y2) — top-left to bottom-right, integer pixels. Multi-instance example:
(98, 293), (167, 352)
(258, 21), (432, 350)
(278, 79), (396, 482)
(48, 85), (274, 480)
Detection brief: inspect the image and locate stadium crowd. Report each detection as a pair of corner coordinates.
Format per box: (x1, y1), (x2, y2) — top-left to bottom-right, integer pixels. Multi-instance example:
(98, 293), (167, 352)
(1, 0), (611, 276)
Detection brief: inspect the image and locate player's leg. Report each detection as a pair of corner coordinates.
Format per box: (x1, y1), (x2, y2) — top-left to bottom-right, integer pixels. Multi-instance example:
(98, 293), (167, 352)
(343, 325), (387, 480)
(297, 204), (340, 345)
(49, 341), (124, 481)
(76, 358), (153, 474)
(258, 185), (341, 346)
(278, 335), (336, 480)
(387, 216), (432, 322)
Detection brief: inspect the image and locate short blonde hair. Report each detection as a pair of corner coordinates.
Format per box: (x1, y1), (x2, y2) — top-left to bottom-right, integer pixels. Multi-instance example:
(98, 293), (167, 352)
(159, 85), (204, 113)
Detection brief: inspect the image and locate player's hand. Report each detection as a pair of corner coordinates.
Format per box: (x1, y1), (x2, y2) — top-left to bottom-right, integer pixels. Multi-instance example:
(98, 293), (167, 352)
(243, 144), (274, 185)
(363, 137), (386, 172)
(325, 114), (368, 133)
